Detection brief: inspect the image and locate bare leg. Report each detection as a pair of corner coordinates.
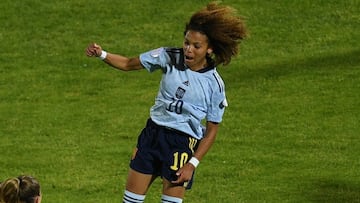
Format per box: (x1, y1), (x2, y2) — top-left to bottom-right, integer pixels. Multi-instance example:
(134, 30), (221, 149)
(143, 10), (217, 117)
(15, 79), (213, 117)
(162, 178), (186, 198)
(125, 169), (157, 195)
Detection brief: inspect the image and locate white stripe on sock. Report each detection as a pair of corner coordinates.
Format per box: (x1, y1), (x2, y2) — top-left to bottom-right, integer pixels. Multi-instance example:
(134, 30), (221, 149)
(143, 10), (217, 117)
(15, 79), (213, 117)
(123, 190), (145, 203)
(161, 194), (182, 203)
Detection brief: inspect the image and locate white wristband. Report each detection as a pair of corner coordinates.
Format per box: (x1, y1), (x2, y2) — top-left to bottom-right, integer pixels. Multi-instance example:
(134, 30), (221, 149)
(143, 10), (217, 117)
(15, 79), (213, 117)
(99, 50), (107, 60)
(188, 157), (200, 168)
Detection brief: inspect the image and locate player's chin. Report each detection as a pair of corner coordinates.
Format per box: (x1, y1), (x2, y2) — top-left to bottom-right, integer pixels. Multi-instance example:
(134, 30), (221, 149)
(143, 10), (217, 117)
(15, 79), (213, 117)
(185, 59), (195, 67)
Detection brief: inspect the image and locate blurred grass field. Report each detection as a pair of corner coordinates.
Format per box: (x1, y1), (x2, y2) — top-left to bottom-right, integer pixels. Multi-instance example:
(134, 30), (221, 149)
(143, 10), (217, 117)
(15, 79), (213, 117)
(1, 0), (359, 202)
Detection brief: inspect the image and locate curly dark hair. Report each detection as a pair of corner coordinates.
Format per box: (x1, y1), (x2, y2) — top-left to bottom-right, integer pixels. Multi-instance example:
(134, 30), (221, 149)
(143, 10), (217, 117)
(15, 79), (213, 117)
(185, 2), (247, 66)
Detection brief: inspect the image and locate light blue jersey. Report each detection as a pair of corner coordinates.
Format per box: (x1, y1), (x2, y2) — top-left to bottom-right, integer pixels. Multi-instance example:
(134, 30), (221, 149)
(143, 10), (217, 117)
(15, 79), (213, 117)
(140, 47), (228, 139)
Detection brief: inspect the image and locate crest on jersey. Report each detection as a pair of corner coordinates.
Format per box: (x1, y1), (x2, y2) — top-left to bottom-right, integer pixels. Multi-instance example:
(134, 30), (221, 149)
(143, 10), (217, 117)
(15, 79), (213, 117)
(182, 81), (190, 86)
(175, 87), (186, 99)
(150, 48), (162, 58)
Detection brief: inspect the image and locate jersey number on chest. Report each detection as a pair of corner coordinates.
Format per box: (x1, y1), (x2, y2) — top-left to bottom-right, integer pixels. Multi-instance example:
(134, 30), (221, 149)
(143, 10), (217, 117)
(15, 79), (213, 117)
(166, 98), (184, 114)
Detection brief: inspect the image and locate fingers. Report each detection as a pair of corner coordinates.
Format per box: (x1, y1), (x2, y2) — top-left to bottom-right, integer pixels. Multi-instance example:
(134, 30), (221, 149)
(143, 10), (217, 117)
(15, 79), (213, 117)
(85, 47), (96, 57)
(171, 170), (184, 184)
(171, 164), (193, 185)
(85, 43), (102, 57)
(171, 174), (185, 184)
(93, 43), (101, 49)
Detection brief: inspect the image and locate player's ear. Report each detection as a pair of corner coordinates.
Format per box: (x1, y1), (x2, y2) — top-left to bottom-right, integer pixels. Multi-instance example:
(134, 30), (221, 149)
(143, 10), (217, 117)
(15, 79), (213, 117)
(35, 194), (42, 203)
(207, 48), (213, 55)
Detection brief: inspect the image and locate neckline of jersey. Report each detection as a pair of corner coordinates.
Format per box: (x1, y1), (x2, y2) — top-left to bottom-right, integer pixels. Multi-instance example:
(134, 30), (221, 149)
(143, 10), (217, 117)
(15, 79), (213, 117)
(185, 64), (215, 73)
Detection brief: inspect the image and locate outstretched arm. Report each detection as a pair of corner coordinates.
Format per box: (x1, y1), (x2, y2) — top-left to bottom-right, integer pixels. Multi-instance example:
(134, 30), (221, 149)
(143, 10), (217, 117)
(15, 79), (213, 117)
(85, 43), (143, 71)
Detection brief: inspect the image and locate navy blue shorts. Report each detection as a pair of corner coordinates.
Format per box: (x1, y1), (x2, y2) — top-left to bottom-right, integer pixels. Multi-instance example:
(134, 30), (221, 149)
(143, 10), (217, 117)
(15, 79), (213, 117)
(130, 118), (199, 189)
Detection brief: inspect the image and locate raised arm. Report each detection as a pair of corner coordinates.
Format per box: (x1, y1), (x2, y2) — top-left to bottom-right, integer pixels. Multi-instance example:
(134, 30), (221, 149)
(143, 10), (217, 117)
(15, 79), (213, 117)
(85, 43), (143, 71)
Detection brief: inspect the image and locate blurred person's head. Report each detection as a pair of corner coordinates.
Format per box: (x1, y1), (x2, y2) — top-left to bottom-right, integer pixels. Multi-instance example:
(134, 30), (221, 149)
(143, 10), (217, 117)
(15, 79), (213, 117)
(0, 175), (41, 203)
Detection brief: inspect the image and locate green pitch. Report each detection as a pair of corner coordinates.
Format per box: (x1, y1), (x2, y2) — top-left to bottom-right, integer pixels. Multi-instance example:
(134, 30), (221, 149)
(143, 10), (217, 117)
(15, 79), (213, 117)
(1, 0), (359, 202)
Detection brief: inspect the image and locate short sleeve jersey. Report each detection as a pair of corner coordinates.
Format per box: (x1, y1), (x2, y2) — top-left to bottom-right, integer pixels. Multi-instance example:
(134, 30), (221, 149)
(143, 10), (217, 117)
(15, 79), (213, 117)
(140, 47), (228, 140)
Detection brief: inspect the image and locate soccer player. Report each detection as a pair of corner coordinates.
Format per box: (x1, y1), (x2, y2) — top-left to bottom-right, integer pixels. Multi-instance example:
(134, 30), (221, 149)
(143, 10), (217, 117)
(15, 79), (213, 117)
(85, 2), (247, 202)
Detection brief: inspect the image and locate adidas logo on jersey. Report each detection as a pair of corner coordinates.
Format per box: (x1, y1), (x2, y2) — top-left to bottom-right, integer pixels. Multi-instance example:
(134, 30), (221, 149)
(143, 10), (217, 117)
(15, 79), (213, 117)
(182, 81), (189, 86)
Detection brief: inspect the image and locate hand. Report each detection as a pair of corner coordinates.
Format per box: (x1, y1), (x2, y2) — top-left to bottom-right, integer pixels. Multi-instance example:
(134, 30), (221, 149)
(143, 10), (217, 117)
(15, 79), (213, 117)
(171, 163), (195, 185)
(85, 43), (102, 57)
